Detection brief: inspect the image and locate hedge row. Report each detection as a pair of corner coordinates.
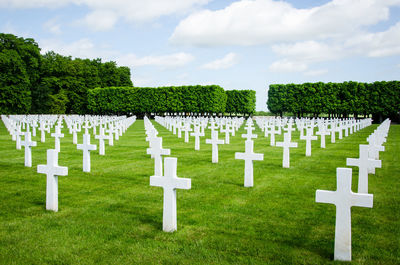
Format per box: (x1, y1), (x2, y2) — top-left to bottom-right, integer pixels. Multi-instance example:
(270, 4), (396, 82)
(267, 81), (400, 120)
(88, 86), (256, 115)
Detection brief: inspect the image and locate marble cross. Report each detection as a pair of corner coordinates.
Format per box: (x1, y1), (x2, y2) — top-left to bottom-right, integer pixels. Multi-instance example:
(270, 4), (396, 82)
(316, 125), (330, 148)
(182, 123), (192, 143)
(51, 126), (64, 152)
(346, 144), (381, 194)
(316, 168), (373, 261)
(77, 133), (97, 172)
(235, 140), (264, 187)
(147, 137), (171, 176)
(70, 122), (80, 144)
(300, 127), (317, 156)
(37, 149), (68, 212)
(190, 125), (204, 150)
(39, 122), (47, 143)
(106, 123), (114, 146)
(150, 157), (191, 232)
(221, 123), (230, 144)
(95, 127), (108, 155)
(242, 124), (257, 141)
(206, 130), (224, 163)
(330, 123), (336, 143)
(15, 126), (23, 150)
(21, 131), (37, 167)
(276, 132), (298, 168)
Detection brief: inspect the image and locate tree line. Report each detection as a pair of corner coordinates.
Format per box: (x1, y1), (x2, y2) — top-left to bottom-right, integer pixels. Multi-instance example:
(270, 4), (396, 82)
(88, 86), (256, 115)
(0, 33), (132, 114)
(267, 81), (400, 122)
(1, 33), (256, 116)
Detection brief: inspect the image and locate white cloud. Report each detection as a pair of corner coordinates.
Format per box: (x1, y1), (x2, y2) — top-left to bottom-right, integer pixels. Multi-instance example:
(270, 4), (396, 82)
(170, 0), (400, 46)
(43, 19), (61, 35)
(1, 0), (211, 30)
(304, 69), (328, 76)
(117, 52), (194, 69)
(269, 59), (307, 72)
(82, 10), (118, 31)
(39, 38), (194, 69)
(201, 52), (237, 70)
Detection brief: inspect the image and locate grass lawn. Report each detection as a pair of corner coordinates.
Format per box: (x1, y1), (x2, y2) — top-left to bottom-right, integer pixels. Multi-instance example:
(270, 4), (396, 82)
(0, 119), (399, 264)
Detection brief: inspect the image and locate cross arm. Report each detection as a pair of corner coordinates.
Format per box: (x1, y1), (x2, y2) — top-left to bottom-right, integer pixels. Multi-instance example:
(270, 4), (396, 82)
(316, 190), (336, 205)
(351, 193), (373, 208)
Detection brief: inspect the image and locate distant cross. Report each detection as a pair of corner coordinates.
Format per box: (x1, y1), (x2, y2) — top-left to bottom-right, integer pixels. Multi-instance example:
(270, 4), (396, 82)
(206, 130), (224, 163)
(21, 131), (37, 167)
(95, 127), (108, 155)
(150, 157), (191, 232)
(37, 149), (68, 212)
(51, 126), (64, 152)
(32, 121), (38, 137)
(283, 122), (295, 139)
(242, 124), (257, 141)
(71, 122), (80, 145)
(300, 127), (317, 156)
(39, 122), (47, 143)
(190, 125), (204, 151)
(220, 123), (230, 144)
(147, 137), (171, 176)
(208, 122), (219, 134)
(15, 125), (23, 150)
(182, 123), (192, 143)
(235, 140), (264, 187)
(77, 134), (97, 172)
(346, 144), (381, 194)
(367, 134), (384, 160)
(316, 168), (373, 261)
(276, 132), (298, 168)
(106, 123), (114, 146)
(316, 125), (330, 148)
(330, 123), (336, 143)
(82, 120), (91, 135)
(336, 123), (343, 139)
(266, 125), (280, 146)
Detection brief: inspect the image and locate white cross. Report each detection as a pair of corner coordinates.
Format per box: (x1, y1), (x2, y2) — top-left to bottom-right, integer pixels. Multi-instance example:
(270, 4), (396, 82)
(242, 124), (257, 141)
(276, 132), (298, 168)
(15, 126), (23, 150)
(206, 130), (224, 163)
(330, 123), (336, 143)
(51, 126), (64, 152)
(208, 122), (219, 134)
(21, 131), (37, 167)
(106, 123), (114, 146)
(39, 122), (47, 143)
(37, 149), (68, 212)
(300, 127), (317, 156)
(77, 133), (97, 172)
(235, 140), (264, 187)
(150, 157), (191, 232)
(70, 122), (80, 144)
(221, 123), (231, 144)
(316, 168), (373, 261)
(95, 127), (108, 155)
(316, 126), (330, 148)
(190, 125), (204, 151)
(346, 144), (381, 194)
(82, 120), (91, 134)
(283, 122), (295, 139)
(147, 137), (171, 176)
(182, 123), (192, 143)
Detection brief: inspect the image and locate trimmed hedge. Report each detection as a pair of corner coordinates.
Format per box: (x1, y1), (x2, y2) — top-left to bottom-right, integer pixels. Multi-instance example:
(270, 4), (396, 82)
(225, 90), (256, 115)
(88, 85), (229, 115)
(267, 81), (400, 120)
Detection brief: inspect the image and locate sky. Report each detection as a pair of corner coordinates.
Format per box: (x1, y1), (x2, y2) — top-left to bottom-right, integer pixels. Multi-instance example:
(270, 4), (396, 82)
(1, 0), (400, 111)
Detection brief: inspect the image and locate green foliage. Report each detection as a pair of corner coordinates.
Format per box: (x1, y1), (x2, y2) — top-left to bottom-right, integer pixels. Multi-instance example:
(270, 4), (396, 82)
(267, 81), (400, 120)
(0, 33), (133, 114)
(88, 85), (228, 115)
(0, 33), (41, 113)
(225, 90), (256, 115)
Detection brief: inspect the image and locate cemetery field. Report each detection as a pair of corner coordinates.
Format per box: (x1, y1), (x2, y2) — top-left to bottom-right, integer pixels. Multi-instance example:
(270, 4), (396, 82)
(0, 120), (399, 264)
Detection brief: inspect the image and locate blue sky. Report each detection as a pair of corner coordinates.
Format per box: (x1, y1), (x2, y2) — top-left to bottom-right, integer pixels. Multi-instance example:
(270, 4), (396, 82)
(1, 0), (399, 111)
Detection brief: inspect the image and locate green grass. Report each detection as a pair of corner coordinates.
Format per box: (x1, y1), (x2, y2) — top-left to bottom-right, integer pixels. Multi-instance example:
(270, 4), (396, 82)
(0, 119), (399, 264)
